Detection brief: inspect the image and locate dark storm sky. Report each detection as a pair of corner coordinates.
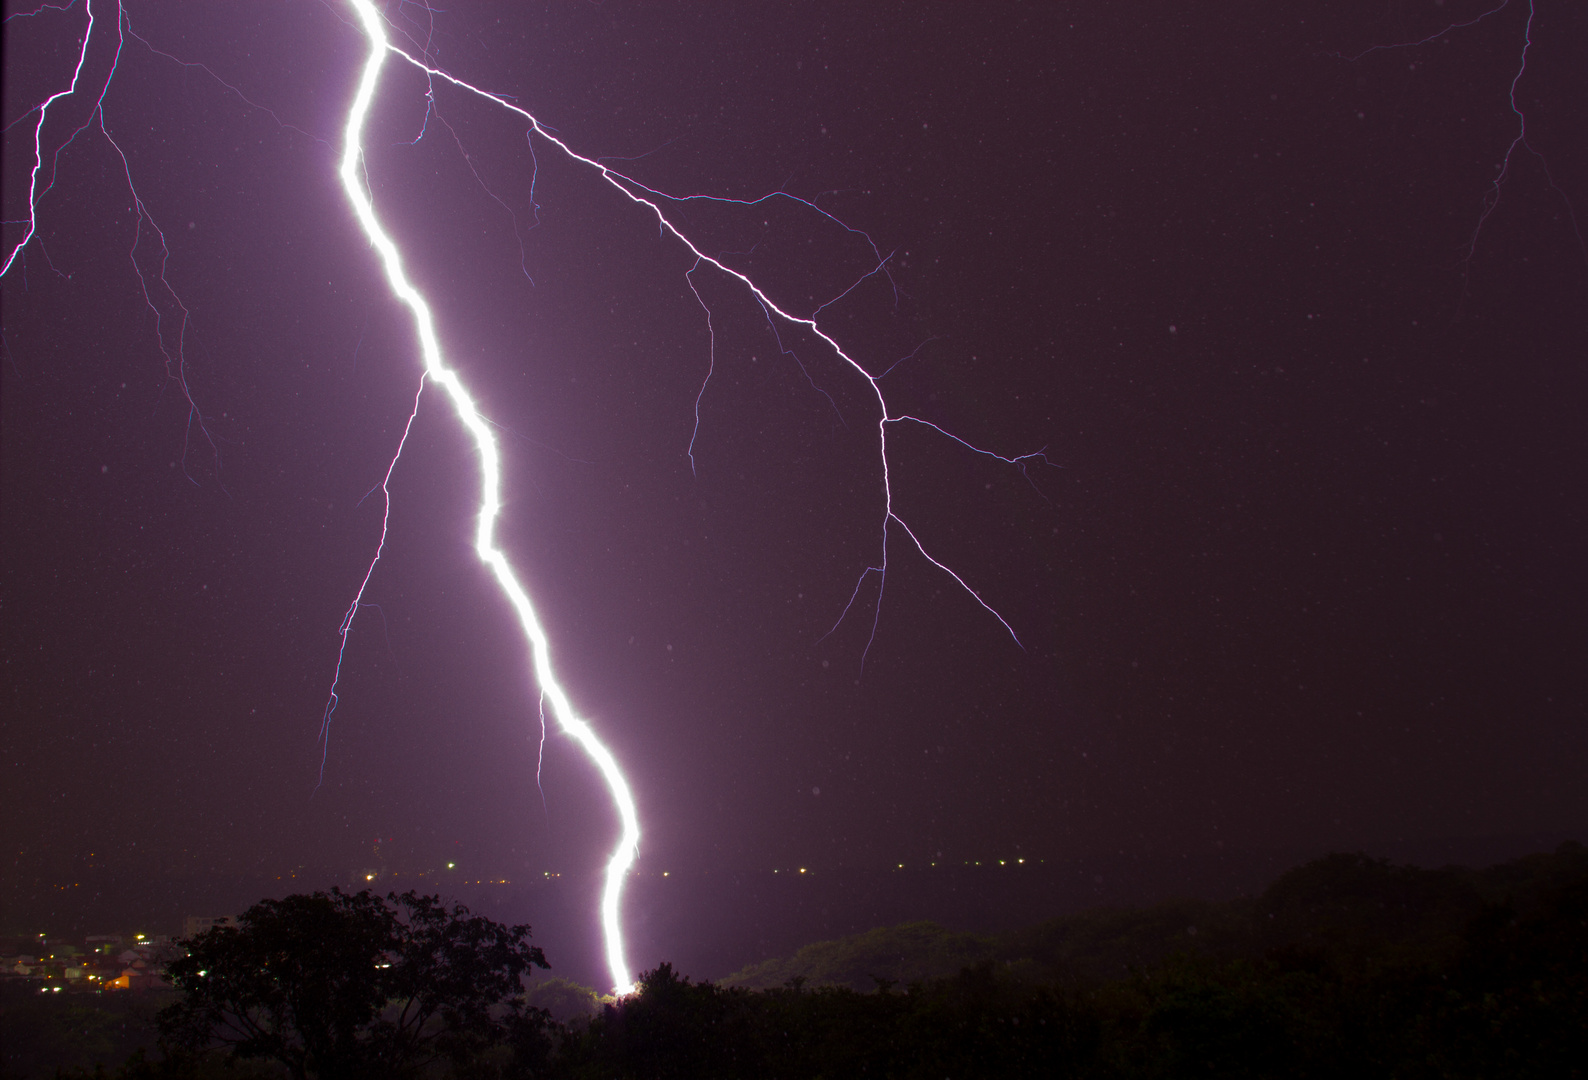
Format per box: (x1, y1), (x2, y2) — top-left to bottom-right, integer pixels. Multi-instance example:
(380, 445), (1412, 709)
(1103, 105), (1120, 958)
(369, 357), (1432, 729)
(4, 0), (1585, 908)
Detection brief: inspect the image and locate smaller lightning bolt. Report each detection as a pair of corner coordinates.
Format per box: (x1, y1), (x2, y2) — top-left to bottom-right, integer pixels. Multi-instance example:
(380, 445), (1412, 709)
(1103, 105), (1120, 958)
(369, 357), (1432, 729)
(1459, 0), (1584, 268)
(341, 0), (641, 995)
(365, 30), (1053, 663)
(2, 0), (100, 280)
(1336, 0), (1585, 278)
(2, 0), (226, 484)
(318, 374), (427, 787)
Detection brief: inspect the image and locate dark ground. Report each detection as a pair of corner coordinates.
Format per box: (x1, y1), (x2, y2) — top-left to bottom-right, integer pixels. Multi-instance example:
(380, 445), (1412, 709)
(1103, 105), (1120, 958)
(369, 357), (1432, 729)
(4, 838), (1584, 1079)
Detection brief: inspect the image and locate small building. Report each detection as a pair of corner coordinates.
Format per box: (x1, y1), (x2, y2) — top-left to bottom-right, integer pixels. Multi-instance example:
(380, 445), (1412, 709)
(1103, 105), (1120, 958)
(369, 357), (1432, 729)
(107, 967), (166, 991)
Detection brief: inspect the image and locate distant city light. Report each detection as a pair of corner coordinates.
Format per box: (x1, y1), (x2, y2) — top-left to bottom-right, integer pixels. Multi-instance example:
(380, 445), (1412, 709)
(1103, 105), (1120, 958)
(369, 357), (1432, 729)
(447, 862), (456, 869)
(365, 873), (375, 881)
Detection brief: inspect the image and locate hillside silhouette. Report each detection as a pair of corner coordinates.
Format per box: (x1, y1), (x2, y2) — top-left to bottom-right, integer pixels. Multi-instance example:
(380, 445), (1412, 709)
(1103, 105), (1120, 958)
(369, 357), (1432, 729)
(5, 842), (1584, 1078)
(721, 842), (1588, 993)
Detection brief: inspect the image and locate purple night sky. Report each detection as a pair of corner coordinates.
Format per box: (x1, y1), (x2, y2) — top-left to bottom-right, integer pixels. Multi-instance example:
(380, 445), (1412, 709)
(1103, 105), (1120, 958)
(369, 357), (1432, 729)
(4, 1), (1585, 985)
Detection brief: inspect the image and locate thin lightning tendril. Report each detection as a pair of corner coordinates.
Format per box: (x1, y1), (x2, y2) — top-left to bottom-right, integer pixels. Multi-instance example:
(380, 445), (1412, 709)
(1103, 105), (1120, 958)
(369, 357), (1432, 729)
(1336, 0), (1586, 281)
(366, 35), (1050, 661)
(684, 259), (716, 477)
(2, 0), (267, 486)
(1464, 0), (1586, 268)
(318, 373), (427, 788)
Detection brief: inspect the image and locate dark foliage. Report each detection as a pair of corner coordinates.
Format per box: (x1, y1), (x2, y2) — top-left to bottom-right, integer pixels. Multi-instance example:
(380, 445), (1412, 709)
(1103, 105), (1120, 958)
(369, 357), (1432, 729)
(550, 843), (1587, 1079)
(32, 844), (1588, 1079)
(156, 889), (550, 1079)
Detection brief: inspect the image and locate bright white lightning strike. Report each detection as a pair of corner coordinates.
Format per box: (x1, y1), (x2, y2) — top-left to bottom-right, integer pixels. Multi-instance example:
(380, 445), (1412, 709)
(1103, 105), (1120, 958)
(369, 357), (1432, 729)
(4, 0), (1051, 1001)
(333, 0), (1048, 995)
(340, 0), (640, 994)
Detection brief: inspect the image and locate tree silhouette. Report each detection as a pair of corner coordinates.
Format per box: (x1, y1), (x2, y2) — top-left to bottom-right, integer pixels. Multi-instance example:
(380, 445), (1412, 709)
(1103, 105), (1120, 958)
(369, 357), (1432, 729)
(159, 889), (550, 1079)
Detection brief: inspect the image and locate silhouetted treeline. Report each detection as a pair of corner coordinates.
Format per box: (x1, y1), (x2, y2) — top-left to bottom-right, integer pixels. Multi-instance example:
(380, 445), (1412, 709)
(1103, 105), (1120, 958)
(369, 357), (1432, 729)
(555, 844), (1588, 1078)
(724, 840), (1588, 993)
(11, 843), (1585, 1079)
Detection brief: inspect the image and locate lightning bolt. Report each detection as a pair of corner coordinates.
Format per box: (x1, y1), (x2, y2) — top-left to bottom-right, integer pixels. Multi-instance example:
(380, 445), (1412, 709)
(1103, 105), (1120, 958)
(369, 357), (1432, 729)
(1336, 0), (1586, 278)
(5, 0), (1052, 996)
(317, 373), (426, 789)
(331, 0), (1053, 993)
(335, 0), (1070, 988)
(7, 0), (1583, 1002)
(3, 0), (222, 484)
(337, 0), (645, 993)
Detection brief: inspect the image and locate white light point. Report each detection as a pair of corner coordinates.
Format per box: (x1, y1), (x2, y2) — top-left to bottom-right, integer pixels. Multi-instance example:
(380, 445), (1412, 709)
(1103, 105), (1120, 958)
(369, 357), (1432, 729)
(340, 0), (640, 995)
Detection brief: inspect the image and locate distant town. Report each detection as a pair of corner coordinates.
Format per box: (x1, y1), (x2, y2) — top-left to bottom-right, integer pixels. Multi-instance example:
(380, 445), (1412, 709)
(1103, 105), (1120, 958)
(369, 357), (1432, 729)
(1, 864), (547, 995)
(0, 854), (1057, 996)
(1, 917), (228, 995)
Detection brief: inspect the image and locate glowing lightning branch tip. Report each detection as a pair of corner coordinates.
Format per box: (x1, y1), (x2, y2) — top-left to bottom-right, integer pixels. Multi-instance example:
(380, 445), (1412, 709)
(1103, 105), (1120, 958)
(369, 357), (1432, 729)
(340, 0), (640, 995)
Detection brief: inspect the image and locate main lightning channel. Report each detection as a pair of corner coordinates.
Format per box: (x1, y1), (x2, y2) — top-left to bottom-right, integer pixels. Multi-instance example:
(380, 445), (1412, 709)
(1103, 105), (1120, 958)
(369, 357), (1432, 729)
(341, 0), (640, 995)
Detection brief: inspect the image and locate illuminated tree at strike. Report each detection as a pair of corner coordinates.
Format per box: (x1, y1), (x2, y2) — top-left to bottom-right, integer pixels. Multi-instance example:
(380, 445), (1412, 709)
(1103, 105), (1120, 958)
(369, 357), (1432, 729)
(4, 0), (1043, 993)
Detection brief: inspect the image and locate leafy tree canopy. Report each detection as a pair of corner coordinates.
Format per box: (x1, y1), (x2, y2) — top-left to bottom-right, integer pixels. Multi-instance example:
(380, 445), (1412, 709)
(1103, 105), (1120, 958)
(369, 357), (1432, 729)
(159, 888), (550, 1080)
